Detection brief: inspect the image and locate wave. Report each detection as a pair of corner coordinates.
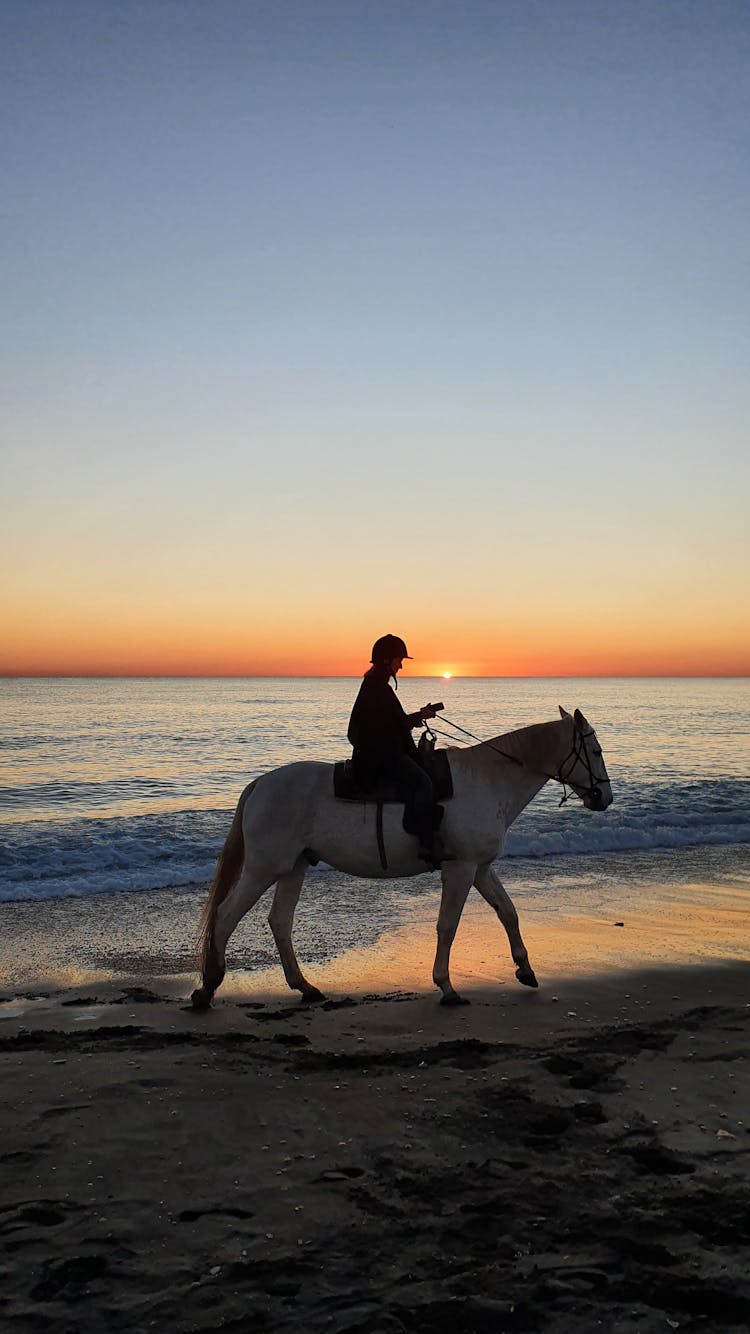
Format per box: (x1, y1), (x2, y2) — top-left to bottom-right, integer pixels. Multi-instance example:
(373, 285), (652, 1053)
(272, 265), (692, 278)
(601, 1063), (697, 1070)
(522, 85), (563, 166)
(505, 820), (750, 858)
(0, 734), (70, 751)
(0, 809), (224, 904)
(1, 777), (749, 903)
(0, 777), (180, 810)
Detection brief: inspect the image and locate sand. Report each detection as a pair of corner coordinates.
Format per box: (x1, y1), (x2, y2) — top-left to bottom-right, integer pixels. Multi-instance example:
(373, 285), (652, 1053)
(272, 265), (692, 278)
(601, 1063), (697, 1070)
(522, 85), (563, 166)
(1, 949), (749, 1334)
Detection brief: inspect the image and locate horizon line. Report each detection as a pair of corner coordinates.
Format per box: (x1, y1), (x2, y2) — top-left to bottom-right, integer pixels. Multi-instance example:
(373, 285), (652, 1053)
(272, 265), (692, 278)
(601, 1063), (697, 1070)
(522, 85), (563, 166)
(1, 673), (748, 682)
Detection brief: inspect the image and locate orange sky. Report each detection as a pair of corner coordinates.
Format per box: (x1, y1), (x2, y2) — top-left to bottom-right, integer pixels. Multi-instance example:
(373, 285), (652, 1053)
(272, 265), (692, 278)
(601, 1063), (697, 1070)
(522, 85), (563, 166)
(3, 3), (749, 682)
(2, 589), (747, 677)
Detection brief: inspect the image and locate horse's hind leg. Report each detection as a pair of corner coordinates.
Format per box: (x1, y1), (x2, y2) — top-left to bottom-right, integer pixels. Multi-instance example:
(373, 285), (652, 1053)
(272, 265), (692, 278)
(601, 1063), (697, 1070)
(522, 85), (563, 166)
(268, 859), (324, 1002)
(433, 861), (475, 1005)
(474, 863), (538, 988)
(194, 868), (276, 1007)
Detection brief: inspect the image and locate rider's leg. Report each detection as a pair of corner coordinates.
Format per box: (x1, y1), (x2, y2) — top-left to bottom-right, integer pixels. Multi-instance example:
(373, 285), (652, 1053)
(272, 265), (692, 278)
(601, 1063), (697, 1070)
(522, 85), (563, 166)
(474, 862), (538, 988)
(393, 755), (436, 852)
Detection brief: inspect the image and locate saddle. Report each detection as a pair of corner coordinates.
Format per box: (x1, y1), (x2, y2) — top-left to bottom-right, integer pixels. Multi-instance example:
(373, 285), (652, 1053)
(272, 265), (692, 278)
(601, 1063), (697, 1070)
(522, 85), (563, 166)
(333, 746), (453, 805)
(329, 735), (453, 871)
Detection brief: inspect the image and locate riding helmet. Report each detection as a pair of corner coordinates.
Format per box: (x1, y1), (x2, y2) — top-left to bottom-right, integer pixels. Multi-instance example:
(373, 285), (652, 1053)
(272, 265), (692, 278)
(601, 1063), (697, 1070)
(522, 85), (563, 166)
(370, 634), (412, 664)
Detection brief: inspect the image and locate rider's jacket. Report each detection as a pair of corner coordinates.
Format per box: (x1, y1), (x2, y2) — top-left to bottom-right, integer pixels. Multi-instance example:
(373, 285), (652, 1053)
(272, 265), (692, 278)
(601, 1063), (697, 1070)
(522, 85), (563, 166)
(347, 667), (421, 785)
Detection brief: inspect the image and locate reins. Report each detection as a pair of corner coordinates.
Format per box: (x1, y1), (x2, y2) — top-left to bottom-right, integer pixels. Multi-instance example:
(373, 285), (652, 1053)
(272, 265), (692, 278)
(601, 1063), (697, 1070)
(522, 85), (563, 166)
(429, 715), (524, 766)
(426, 714), (600, 808)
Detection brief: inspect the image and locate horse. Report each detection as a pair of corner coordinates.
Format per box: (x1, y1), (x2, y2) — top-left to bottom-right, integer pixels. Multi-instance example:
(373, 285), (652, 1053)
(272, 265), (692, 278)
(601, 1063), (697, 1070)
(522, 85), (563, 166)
(191, 706), (612, 1009)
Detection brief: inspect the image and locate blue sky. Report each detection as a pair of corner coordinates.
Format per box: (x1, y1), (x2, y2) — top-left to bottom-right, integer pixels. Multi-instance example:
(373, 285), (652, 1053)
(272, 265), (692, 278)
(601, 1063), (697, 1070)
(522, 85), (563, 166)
(2, 1), (749, 674)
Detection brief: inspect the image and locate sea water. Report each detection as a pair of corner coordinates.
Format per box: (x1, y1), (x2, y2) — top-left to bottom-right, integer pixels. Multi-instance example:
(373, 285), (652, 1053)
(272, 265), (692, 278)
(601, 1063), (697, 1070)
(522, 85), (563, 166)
(1, 677), (748, 991)
(1, 676), (748, 907)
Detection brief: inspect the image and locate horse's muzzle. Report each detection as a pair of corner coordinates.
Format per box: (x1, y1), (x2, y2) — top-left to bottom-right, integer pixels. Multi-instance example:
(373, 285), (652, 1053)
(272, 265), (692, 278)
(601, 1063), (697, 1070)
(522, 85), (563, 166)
(588, 785), (613, 811)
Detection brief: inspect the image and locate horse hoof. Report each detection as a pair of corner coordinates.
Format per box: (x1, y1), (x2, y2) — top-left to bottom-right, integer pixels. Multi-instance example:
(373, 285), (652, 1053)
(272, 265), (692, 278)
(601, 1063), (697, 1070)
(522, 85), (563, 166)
(191, 987), (212, 1011)
(301, 987), (326, 1004)
(439, 993), (471, 1007)
(516, 967), (539, 989)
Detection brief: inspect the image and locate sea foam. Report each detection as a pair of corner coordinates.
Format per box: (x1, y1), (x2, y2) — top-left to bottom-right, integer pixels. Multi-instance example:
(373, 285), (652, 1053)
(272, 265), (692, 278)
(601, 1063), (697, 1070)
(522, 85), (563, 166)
(1, 779), (748, 903)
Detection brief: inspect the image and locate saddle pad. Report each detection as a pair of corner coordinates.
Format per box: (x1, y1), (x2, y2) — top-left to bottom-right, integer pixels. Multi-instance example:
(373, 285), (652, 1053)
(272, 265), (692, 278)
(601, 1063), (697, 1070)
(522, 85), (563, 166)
(333, 752), (453, 804)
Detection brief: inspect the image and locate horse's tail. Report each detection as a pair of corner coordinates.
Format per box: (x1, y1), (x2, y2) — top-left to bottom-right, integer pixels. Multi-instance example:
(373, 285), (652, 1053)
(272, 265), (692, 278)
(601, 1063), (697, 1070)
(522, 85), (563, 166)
(197, 779), (257, 976)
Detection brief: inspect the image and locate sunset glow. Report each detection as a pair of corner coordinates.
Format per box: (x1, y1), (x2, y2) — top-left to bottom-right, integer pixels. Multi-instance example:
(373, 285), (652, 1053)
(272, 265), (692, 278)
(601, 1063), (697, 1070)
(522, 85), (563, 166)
(2, 5), (747, 680)
(2, 550), (750, 678)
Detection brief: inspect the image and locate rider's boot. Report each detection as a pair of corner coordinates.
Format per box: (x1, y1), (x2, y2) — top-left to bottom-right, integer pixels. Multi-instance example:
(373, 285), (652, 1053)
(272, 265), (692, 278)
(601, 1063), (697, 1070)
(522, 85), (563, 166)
(419, 829), (446, 870)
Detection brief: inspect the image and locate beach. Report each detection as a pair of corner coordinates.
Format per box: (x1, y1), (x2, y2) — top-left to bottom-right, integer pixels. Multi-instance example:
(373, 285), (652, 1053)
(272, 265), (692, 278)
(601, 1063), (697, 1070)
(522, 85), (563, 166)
(2, 878), (749, 1334)
(2, 677), (749, 1329)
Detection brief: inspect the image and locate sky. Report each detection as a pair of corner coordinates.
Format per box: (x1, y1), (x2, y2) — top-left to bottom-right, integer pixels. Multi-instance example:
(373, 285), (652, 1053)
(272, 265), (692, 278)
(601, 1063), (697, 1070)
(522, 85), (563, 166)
(2, 0), (748, 677)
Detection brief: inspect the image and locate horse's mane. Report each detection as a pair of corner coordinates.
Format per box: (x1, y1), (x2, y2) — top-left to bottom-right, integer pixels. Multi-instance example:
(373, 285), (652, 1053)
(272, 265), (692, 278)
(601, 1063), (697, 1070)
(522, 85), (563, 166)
(445, 717), (565, 777)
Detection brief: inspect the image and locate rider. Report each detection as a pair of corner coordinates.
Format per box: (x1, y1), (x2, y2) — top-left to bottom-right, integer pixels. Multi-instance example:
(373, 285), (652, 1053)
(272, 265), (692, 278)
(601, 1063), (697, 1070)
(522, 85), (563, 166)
(347, 634), (443, 865)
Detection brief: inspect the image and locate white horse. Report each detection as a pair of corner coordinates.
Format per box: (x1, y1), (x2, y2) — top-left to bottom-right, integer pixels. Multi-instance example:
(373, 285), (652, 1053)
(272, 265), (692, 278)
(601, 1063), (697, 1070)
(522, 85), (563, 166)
(192, 707), (612, 1009)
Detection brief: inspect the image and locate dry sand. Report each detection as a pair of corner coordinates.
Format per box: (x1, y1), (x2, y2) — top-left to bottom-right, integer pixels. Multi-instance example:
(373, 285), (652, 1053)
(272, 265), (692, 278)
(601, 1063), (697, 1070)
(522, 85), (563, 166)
(1, 949), (749, 1334)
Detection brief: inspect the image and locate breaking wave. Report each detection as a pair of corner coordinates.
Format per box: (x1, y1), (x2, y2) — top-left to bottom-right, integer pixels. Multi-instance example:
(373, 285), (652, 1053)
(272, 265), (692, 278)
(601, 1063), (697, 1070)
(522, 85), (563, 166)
(1, 778), (748, 903)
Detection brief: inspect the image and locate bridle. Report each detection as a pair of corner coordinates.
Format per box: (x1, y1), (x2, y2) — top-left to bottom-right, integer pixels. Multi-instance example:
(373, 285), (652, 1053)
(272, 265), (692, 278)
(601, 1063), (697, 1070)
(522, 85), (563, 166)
(427, 715), (606, 808)
(555, 725), (605, 807)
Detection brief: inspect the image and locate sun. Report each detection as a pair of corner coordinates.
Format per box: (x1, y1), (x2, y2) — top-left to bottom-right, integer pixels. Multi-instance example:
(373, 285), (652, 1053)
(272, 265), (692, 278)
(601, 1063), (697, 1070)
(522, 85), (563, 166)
(442, 672), (452, 679)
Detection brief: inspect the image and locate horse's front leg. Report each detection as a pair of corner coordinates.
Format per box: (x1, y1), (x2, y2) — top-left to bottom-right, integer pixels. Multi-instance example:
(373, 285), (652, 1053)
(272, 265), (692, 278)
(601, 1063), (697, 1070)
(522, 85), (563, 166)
(474, 863), (538, 988)
(433, 861), (475, 1006)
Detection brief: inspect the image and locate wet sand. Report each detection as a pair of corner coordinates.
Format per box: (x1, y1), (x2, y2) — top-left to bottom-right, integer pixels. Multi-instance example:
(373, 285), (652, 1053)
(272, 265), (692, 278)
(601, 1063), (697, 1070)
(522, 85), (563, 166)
(1, 849), (748, 998)
(1, 947), (749, 1333)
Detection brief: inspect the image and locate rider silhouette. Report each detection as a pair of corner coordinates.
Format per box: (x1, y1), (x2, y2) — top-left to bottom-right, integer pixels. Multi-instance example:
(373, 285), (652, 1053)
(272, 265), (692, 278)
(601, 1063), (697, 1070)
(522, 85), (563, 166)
(347, 634), (442, 865)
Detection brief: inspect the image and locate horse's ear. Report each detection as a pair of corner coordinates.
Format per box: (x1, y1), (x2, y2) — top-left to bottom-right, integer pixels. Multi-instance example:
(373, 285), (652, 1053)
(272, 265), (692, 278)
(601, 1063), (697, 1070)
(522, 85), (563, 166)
(559, 705), (571, 719)
(573, 707), (587, 731)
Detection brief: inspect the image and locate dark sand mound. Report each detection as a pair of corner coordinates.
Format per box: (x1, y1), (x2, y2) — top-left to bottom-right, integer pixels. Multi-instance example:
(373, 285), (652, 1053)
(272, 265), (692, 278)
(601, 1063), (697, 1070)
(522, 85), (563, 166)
(1, 964), (749, 1333)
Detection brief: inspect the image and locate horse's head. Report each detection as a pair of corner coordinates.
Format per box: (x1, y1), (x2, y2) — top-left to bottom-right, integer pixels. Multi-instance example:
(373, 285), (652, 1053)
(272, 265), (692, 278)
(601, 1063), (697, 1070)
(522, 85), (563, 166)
(558, 707), (613, 811)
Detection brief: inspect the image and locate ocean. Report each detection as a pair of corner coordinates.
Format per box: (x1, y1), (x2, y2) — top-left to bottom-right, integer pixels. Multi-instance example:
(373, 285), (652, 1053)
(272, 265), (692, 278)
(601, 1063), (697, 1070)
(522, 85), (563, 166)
(1, 675), (749, 994)
(1, 675), (748, 907)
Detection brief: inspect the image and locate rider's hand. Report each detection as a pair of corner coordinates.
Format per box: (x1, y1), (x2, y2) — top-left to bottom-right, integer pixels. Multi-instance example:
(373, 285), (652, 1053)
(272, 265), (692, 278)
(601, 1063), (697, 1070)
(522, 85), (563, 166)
(421, 704), (436, 721)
